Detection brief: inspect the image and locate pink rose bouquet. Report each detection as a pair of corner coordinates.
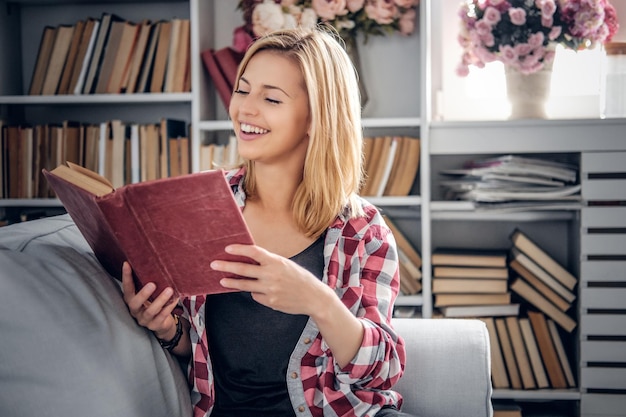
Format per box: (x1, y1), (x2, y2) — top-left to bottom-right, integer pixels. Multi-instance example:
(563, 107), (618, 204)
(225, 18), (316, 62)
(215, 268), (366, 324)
(234, 0), (420, 52)
(456, 0), (620, 76)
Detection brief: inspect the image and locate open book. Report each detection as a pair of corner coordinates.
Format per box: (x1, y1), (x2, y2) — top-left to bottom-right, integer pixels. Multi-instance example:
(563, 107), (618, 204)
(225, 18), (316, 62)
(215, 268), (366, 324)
(43, 162), (255, 298)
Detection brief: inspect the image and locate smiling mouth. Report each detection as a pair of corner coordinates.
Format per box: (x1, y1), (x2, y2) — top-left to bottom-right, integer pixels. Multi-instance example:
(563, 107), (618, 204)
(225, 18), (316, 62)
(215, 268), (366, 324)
(240, 123), (269, 134)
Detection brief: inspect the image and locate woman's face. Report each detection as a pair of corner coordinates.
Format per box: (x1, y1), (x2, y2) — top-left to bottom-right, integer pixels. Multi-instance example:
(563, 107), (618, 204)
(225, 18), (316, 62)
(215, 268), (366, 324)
(229, 50), (311, 168)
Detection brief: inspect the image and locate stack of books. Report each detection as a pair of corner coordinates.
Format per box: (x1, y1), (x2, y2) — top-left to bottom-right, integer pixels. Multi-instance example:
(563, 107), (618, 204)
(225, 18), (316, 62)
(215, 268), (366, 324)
(29, 13), (191, 95)
(431, 248), (516, 318)
(429, 228), (579, 392)
(438, 154), (582, 211)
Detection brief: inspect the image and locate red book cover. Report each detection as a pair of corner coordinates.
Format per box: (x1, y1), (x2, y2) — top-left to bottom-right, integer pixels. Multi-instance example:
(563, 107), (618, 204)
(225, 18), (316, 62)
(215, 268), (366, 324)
(201, 47), (243, 109)
(43, 163), (255, 299)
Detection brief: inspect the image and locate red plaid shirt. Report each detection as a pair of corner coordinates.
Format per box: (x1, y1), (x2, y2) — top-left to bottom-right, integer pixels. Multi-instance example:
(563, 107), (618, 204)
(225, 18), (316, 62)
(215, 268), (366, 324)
(181, 168), (406, 417)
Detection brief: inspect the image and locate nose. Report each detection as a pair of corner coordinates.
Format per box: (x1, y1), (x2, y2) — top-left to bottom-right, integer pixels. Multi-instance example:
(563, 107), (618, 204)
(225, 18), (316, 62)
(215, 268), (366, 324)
(236, 93), (259, 117)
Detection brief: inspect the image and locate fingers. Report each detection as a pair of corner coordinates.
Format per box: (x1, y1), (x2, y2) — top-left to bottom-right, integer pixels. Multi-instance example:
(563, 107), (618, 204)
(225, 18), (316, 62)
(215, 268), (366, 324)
(121, 262), (178, 330)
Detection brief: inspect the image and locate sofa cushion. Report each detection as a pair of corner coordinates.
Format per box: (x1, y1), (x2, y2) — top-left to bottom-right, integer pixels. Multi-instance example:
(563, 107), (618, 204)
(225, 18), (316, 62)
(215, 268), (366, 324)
(0, 214), (192, 417)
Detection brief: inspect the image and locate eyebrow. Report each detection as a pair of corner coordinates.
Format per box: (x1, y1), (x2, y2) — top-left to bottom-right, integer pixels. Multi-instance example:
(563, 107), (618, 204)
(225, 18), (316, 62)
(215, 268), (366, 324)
(239, 76), (292, 98)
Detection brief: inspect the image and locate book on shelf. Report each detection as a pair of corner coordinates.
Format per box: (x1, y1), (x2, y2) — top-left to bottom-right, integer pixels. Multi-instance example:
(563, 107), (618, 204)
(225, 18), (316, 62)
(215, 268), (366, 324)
(495, 317), (523, 390)
(68, 17), (99, 95)
(201, 47), (245, 109)
(505, 316), (536, 390)
(439, 303), (519, 318)
(174, 18), (191, 92)
(83, 13), (124, 94)
(105, 19), (140, 94)
(434, 292), (511, 307)
(360, 136), (420, 197)
(94, 18), (134, 94)
(83, 124), (100, 174)
(163, 18), (190, 93)
(360, 138), (379, 196)
(57, 20), (85, 95)
(431, 248), (508, 268)
(139, 123), (160, 181)
(510, 228), (578, 291)
(159, 118), (187, 179)
(383, 136), (420, 197)
(527, 311), (568, 389)
(510, 277), (577, 332)
(41, 24), (75, 95)
(480, 317), (510, 389)
(509, 257), (571, 312)
(547, 318), (576, 387)
(510, 248), (575, 304)
(123, 19), (152, 93)
(518, 317), (550, 389)
(433, 265), (508, 279)
(43, 162), (256, 299)
(62, 120), (83, 167)
(149, 19), (172, 93)
(370, 136), (399, 197)
(29, 25), (57, 95)
(135, 20), (160, 93)
(432, 278), (508, 294)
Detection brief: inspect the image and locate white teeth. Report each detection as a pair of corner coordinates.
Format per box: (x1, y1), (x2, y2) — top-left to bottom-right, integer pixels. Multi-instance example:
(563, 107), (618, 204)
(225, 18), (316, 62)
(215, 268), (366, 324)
(240, 123), (268, 134)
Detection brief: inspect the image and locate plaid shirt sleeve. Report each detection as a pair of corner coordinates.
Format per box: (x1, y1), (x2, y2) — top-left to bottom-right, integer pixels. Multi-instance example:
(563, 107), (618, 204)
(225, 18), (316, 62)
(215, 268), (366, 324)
(298, 200), (406, 417)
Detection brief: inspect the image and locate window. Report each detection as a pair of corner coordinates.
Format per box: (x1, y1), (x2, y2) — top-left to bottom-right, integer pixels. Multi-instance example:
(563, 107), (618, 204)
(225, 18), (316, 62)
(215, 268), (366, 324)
(434, 0), (609, 121)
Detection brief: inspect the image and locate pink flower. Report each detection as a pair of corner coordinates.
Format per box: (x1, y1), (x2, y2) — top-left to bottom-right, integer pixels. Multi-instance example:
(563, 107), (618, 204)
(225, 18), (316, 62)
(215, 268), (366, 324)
(311, 0), (348, 21)
(499, 45), (519, 65)
(456, 0), (620, 76)
(483, 7), (502, 25)
(508, 8), (527, 26)
(398, 8), (417, 35)
(236, 0), (419, 46)
(548, 25), (562, 40)
(346, 0), (365, 12)
(365, 0), (397, 25)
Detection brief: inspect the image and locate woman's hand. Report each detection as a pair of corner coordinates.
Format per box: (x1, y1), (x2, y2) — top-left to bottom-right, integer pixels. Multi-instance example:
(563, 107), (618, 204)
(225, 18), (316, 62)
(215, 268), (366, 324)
(214, 244), (365, 368)
(212, 244), (334, 316)
(121, 262), (179, 341)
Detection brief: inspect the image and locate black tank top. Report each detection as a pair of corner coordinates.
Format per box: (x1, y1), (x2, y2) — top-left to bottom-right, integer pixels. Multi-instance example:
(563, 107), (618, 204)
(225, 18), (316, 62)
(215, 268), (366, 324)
(205, 234), (325, 417)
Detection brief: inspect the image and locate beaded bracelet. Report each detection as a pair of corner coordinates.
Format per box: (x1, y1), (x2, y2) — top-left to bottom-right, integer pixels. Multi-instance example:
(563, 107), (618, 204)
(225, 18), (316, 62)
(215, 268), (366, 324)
(158, 314), (183, 352)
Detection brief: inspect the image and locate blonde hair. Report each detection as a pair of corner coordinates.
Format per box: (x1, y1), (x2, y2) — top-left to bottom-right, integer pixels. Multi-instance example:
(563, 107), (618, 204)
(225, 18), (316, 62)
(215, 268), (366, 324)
(235, 26), (365, 239)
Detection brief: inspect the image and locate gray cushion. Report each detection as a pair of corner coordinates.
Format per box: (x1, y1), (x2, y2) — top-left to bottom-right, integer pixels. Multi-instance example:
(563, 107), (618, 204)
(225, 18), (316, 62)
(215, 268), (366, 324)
(0, 214), (192, 417)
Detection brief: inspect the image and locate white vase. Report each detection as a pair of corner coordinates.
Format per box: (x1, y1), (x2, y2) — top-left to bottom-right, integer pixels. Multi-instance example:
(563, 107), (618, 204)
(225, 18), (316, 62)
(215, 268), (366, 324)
(505, 64), (553, 119)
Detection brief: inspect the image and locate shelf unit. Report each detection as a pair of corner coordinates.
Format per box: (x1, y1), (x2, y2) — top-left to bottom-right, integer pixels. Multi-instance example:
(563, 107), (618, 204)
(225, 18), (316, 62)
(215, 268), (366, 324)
(2, 1), (626, 416)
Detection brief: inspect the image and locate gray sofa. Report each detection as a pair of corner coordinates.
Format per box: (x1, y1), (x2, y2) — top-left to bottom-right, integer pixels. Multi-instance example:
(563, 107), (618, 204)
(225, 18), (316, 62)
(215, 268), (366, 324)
(0, 214), (493, 417)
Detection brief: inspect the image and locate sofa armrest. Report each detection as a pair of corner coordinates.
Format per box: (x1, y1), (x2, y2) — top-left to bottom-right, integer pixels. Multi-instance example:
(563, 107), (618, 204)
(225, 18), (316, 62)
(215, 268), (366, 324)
(392, 318), (493, 417)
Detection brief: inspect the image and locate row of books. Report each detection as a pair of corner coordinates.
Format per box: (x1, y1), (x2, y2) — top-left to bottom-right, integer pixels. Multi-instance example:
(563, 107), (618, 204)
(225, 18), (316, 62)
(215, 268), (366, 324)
(431, 228), (578, 390)
(361, 136), (420, 197)
(0, 118), (189, 199)
(29, 13), (190, 96)
(439, 154), (582, 211)
(199, 135), (243, 172)
(482, 312), (576, 391)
